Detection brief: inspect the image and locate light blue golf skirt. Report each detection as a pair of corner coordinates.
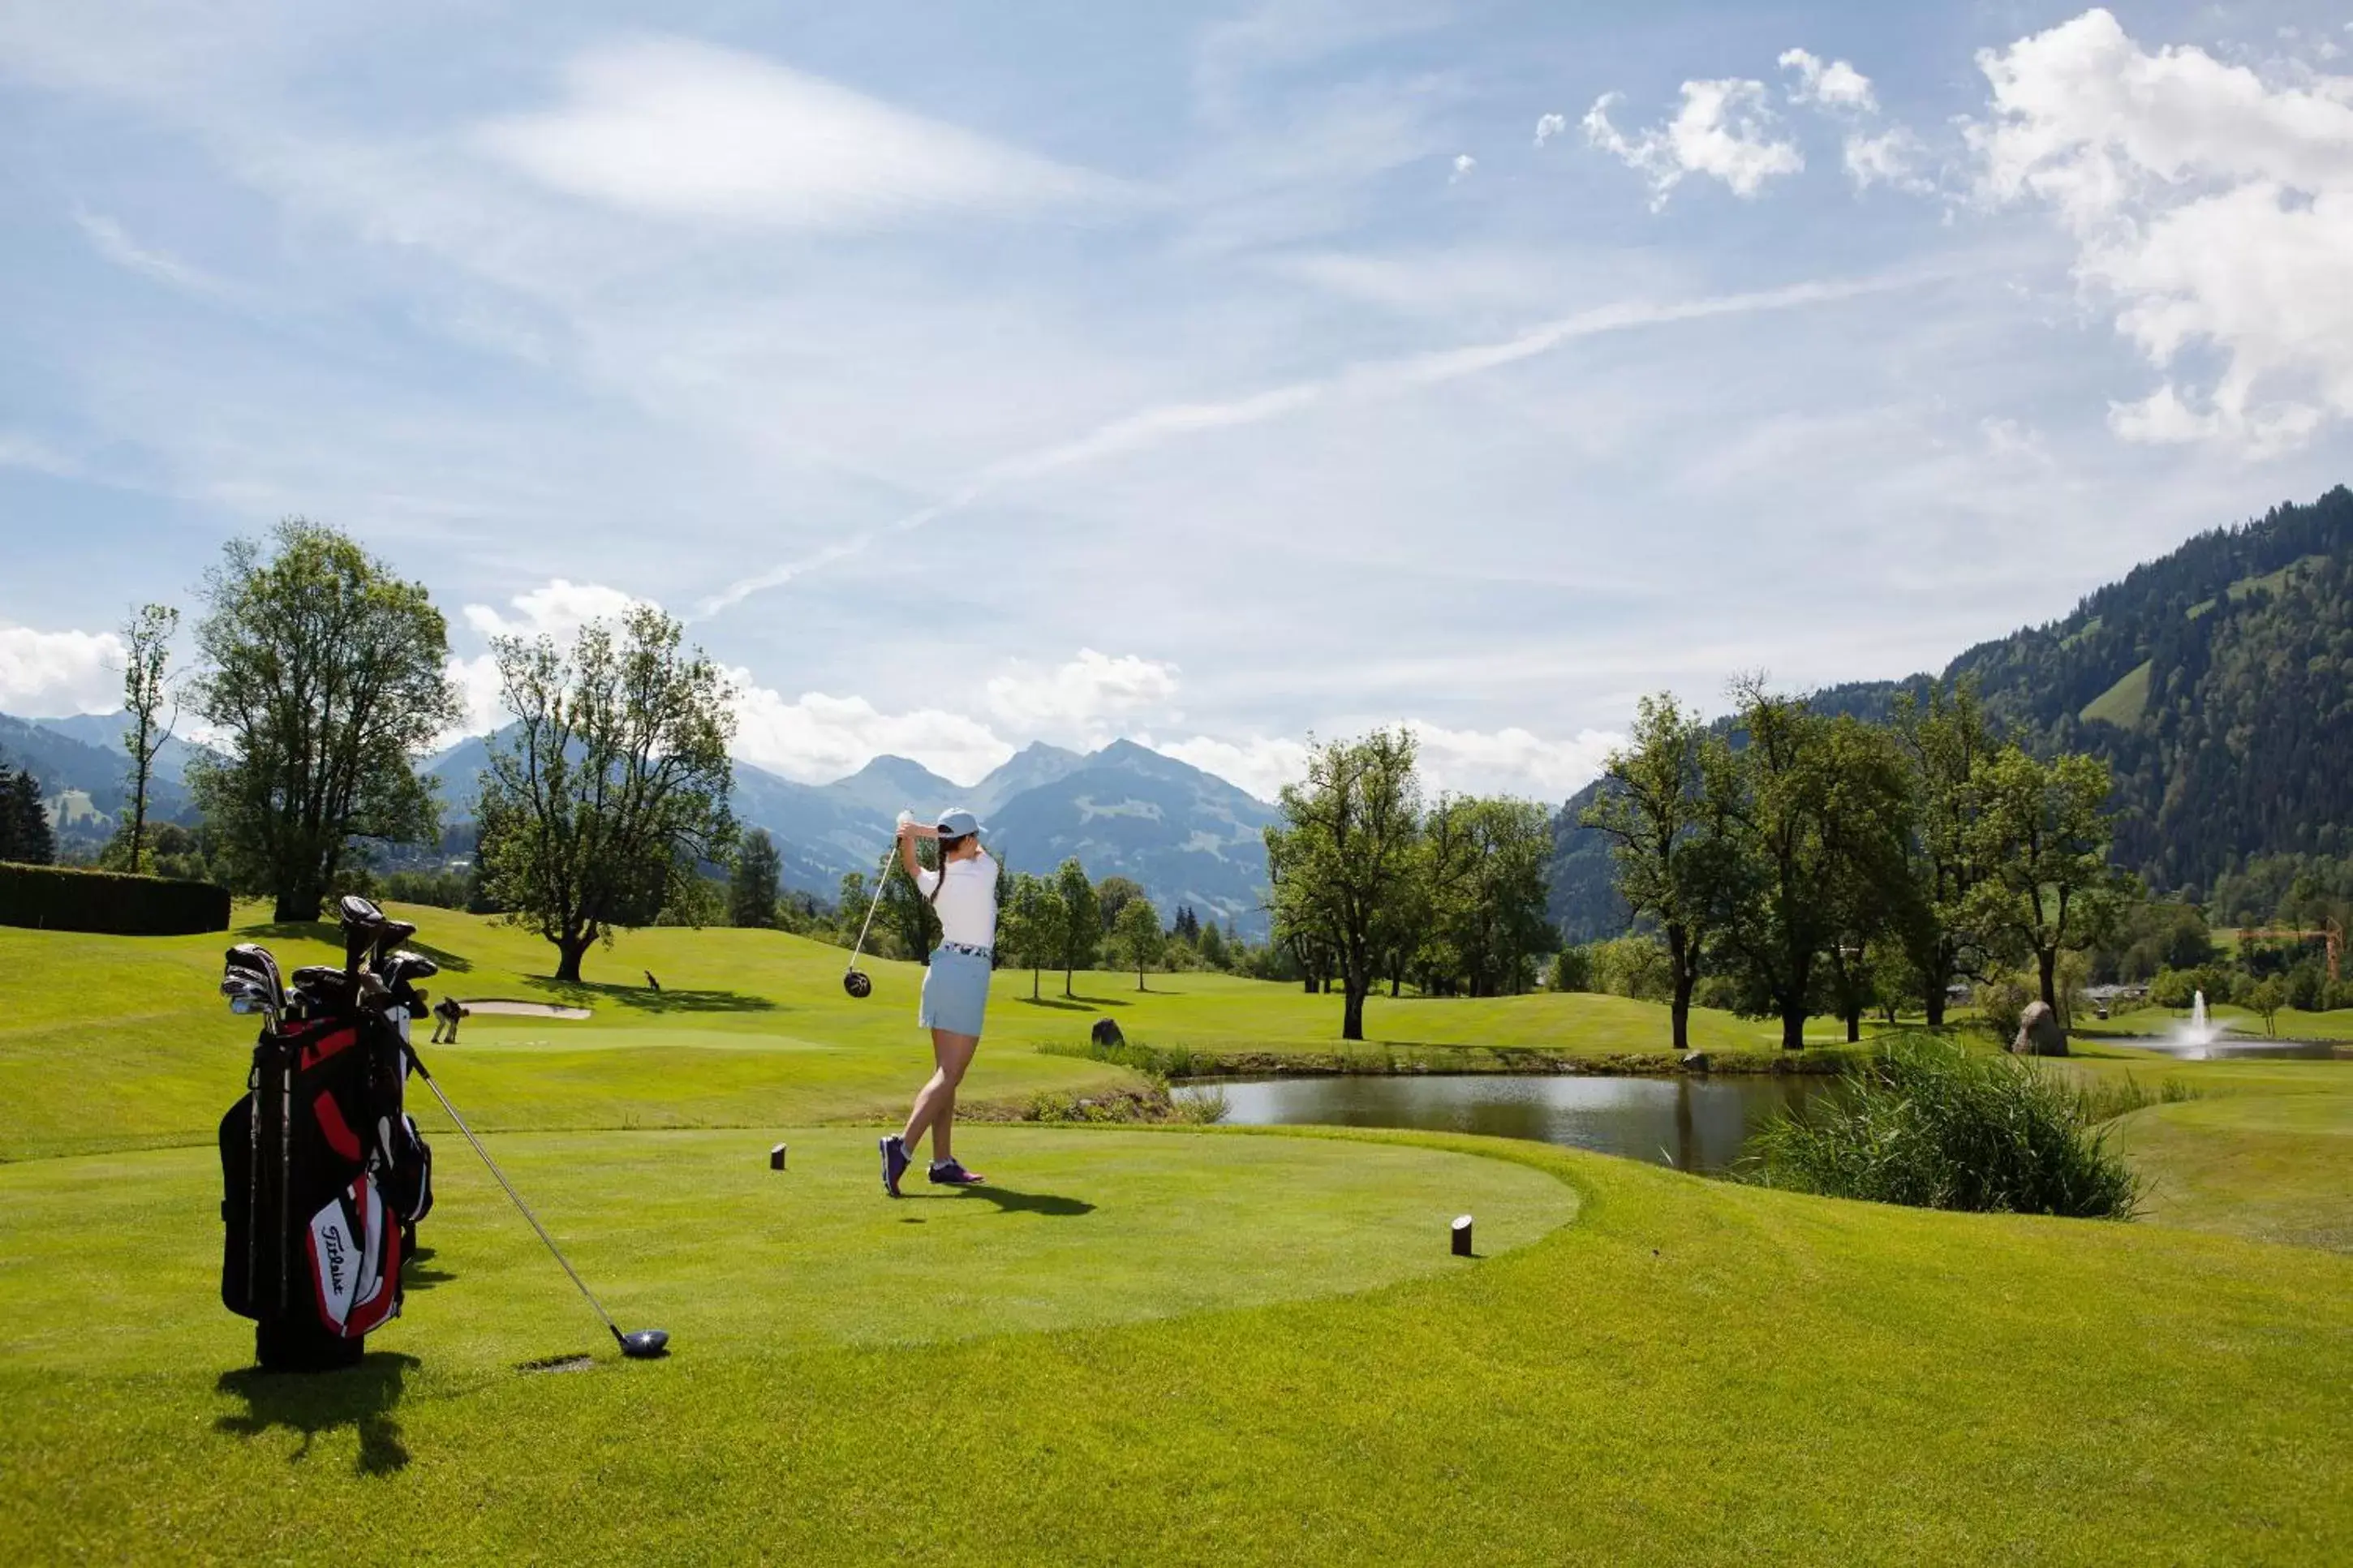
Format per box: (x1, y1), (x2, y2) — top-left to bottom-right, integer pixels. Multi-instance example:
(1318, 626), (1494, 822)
(919, 943), (993, 1037)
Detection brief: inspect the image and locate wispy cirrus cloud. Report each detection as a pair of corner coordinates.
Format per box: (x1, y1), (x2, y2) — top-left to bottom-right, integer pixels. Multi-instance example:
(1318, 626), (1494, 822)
(696, 270), (1916, 616)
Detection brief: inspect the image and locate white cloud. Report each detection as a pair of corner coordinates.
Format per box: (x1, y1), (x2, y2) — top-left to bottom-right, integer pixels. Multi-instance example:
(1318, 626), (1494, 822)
(475, 35), (1118, 231)
(1843, 125), (1931, 194)
(1582, 80), (1803, 208)
(0, 623), (125, 715)
(1534, 111), (1566, 148)
(462, 578), (644, 642)
(74, 210), (224, 295)
(1153, 720), (1623, 802)
(1779, 48), (1877, 113)
(0, 431), (80, 478)
(985, 648), (1181, 732)
(731, 683), (1013, 785)
(1449, 152), (1476, 183)
(1970, 7), (2353, 454)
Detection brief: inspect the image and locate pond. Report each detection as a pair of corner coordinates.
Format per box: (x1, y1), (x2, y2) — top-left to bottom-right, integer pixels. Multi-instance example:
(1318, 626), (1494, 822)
(2093, 1035), (2343, 1062)
(1173, 1072), (1837, 1175)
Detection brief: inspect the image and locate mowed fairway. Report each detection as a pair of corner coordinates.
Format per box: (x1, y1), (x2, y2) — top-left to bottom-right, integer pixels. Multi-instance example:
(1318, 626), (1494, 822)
(3, 908), (2351, 1562)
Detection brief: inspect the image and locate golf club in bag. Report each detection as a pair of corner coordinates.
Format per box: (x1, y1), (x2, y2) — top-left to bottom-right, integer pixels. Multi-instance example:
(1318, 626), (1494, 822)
(217, 897), (434, 1371)
(841, 817), (915, 999)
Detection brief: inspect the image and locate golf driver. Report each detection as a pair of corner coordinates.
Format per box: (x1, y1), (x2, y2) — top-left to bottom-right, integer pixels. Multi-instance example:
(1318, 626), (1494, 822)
(405, 1049), (669, 1360)
(841, 825), (909, 999)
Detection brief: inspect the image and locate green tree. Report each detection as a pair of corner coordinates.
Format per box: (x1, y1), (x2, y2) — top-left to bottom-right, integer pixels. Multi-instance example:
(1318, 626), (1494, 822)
(886, 836), (941, 964)
(1264, 728), (1423, 1041)
(1422, 795), (1556, 996)
(1582, 694), (1736, 1048)
(1095, 874), (1145, 934)
(475, 604), (736, 983)
(1109, 895), (1166, 990)
(1710, 681), (1912, 1050)
(1055, 857), (1099, 994)
(2248, 974), (2287, 1037)
(1966, 747), (2133, 1014)
(1, 768), (55, 864)
(1197, 919), (1229, 969)
(186, 521), (459, 920)
(1000, 873), (1068, 999)
(729, 829), (783, 928)
(1891, 677), (2000, 1026)
(118, 602), (179, 875)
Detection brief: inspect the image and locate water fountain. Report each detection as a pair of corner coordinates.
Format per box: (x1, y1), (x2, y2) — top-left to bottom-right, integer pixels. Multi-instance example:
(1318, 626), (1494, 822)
(2174, 989), (2221, 1051)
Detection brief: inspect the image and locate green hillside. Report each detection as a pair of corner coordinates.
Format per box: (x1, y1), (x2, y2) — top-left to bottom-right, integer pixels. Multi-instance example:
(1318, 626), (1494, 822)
(1554, 485), (2353, 936)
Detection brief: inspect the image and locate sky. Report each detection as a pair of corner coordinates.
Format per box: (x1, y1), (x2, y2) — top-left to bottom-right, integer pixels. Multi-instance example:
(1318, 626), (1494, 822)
(2, 2), (2351, 801)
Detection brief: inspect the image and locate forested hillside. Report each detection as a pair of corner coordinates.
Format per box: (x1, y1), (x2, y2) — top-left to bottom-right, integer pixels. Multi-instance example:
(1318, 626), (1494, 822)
(1551, 485), (2353, 939)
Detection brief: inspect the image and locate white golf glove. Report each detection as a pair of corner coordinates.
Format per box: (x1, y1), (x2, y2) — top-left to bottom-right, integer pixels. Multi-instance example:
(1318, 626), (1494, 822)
(896, 810), (917, 828)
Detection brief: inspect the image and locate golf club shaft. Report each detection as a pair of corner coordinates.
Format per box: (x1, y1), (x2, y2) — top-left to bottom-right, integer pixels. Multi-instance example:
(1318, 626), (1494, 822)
(845, 844), (897, 968)
(410, 1059), (622, 1341)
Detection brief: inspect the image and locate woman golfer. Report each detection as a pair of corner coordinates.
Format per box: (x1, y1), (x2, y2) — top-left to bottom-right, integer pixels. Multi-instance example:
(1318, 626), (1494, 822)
(879, 808), (995, 1196)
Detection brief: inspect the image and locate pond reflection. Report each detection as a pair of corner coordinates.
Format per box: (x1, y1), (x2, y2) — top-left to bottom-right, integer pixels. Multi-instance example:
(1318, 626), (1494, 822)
(1176, 1073), (1835, 1174)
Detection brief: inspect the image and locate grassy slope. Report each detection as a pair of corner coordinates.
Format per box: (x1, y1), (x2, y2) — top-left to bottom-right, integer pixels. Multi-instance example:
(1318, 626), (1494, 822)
(2111, 1093), (2353, 1252)
(3, 917), (2351, 1559)
(2, 1130), (2347, 1563)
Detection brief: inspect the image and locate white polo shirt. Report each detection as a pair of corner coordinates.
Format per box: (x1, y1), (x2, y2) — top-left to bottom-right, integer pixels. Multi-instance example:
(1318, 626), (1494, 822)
(915, 850), (999, 948)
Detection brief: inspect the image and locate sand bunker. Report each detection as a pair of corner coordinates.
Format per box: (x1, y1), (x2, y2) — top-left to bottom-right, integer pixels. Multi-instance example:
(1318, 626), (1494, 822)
(458, 999), (592, 1020)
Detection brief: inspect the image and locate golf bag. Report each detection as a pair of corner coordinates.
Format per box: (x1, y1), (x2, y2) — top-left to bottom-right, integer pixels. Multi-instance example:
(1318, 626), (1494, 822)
(218, 934), (435, 1370)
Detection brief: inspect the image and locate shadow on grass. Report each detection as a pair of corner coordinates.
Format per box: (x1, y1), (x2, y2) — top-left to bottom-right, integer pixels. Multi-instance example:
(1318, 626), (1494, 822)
(521, 975), (777, 1015)
(1017, 994), (1132, 1012)
(960, 1186), (1095, 1218)
(215, 1351), (418, 1476)
(402, 1244), (455, 1292)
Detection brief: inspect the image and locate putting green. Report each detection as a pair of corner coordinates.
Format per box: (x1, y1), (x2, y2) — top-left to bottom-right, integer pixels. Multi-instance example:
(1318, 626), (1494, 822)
(0, 1127), (1576, 1378)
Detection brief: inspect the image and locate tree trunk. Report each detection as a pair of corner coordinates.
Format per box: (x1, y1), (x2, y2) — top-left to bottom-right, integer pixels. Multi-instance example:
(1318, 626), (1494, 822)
(1844, 1006), (1861, 1043)
(1301, 975), (1317, 994)
(555, 932), (594, 984)
(2037, 947), (2058, 1010)
(1135, 963), (1145, 993)
(1667, 924), (1693, 1053)
(1064, 964), (1074, 999)
(1342, 981), (1367, 1041)
(1031, 965), (1041, 1001)
(1925, 986), (1946, 1029)
(273, 883), (321, 924)
(1781, 1005), (1806, 1051)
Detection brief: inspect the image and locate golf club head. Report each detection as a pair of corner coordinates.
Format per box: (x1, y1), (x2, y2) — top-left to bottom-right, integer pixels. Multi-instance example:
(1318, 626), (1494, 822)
(370, 921), (419, 971)
(338, 894), (386, 930)
(842, 969), (872, 999)
(617, 1328), (669, 1359)
(224, 943), (286, 1010)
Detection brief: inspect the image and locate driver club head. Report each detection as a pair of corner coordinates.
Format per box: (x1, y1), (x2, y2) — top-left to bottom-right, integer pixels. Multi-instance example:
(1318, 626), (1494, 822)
(842, 969), (872, 999)
(617, 1328), (669, 1359)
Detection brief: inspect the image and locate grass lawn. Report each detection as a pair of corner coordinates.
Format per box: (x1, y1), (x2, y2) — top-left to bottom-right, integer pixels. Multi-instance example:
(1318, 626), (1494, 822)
(2110, 1093), (2353, 1252)
(2, 910), (2350, 1561)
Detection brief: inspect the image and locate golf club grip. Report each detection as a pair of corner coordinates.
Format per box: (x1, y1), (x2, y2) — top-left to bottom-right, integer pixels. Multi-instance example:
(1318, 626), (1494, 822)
(411, 1062), (619, 1338)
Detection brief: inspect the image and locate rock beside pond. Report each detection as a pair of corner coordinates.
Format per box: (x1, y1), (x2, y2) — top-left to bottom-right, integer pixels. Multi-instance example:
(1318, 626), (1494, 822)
(1681, 1051), (1710, 1072)
(2013, 1000), (2068, 1057)
(1090, 1018), (1126, 1050)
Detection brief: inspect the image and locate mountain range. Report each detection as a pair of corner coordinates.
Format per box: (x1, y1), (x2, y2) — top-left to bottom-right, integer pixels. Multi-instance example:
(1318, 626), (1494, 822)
(428, 732), (1278, 934)
(0, 709), (1280, 936)
(1550, 483), (2353, 941)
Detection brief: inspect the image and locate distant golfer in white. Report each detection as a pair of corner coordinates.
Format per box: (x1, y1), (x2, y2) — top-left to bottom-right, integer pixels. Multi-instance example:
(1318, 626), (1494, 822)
(879, 808), (996, 1196)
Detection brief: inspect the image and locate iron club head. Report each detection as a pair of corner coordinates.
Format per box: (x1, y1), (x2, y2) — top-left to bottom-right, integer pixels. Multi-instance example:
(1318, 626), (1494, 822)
(842, 969), (872, 999)
(616, 1327), (669, 1359)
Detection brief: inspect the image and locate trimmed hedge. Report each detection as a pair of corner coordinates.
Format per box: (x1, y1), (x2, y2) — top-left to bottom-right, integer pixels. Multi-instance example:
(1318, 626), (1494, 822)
(0, 862), (231, 936)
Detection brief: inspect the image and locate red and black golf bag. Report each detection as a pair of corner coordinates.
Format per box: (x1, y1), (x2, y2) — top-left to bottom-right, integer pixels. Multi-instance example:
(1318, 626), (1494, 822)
(218, 909), (435, 1371)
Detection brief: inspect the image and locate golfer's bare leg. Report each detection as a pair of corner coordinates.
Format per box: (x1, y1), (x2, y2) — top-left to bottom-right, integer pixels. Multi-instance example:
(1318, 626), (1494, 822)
(900, 1029), (979, 1158)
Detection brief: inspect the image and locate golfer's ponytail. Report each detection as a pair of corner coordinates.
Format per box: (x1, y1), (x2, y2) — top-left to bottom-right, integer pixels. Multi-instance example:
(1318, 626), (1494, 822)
(930, 835), (969, 904)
